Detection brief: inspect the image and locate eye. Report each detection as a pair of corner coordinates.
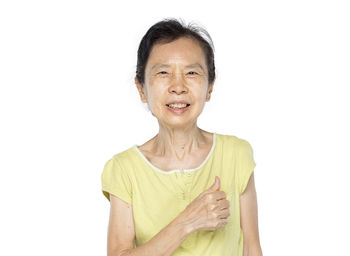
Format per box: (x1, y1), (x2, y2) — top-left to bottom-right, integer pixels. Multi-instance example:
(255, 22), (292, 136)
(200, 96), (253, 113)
(158, 71), (168, 75)
(187, 71), (198, 75)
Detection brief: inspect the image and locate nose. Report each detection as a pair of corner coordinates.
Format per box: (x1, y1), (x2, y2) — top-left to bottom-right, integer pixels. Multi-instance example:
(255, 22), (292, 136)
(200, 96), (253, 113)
(168, 72), (188, 94)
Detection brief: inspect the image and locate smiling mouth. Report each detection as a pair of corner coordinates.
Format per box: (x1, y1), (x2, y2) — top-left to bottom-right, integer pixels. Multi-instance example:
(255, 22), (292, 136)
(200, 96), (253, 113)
(166, 104), (191, 108)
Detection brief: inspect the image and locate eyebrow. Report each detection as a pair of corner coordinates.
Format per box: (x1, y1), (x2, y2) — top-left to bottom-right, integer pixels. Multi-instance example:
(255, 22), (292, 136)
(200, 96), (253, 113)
(151, 63), (205, 72)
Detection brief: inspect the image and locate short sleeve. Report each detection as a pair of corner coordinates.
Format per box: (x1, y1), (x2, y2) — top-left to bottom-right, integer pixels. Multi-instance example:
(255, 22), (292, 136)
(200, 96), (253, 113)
(101, 156), (132, 205)
(236, 139), (257, 195)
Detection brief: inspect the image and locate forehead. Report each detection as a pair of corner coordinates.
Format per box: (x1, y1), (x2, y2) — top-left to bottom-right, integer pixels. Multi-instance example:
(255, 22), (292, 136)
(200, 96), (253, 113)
(146, 37), (206, 70)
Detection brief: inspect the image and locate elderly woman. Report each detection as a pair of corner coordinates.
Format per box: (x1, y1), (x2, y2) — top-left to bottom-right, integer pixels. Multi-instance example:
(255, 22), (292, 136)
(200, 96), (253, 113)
(101, 18), (263, 256)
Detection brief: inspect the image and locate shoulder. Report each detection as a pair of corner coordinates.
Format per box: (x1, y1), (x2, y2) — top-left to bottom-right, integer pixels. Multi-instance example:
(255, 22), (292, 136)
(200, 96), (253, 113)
(108, 146), (136, 164)
(102, 146), (136, 176)
(216, 133), (253, 151)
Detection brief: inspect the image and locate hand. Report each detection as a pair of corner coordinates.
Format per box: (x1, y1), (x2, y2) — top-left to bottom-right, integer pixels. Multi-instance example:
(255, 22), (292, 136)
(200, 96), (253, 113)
(179, 176), (230, 233)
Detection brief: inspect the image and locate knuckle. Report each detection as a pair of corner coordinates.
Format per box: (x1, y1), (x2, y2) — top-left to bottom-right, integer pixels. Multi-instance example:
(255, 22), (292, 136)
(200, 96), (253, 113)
(209, 211), (218, 219)
(206, 204), (214, 211)
(203, 193), (212, 202)
(201, 196), (210, 204)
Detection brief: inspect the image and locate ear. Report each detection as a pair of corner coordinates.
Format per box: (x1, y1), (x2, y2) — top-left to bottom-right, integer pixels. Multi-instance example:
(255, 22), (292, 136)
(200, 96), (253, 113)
(134, 77), (148, 103)
(206, 77), (215, 102)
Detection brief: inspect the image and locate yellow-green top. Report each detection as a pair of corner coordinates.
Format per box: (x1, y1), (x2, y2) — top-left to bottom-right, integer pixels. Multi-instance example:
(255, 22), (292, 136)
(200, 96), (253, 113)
(101, 132), (256, 255)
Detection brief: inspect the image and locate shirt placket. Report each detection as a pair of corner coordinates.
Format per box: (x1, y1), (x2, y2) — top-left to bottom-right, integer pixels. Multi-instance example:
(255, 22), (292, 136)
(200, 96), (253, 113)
(175, 169), (194, 202)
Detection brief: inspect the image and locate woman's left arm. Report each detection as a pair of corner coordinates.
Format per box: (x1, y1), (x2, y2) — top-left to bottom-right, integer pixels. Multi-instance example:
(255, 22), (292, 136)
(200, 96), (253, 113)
(240, 173), (263, 256)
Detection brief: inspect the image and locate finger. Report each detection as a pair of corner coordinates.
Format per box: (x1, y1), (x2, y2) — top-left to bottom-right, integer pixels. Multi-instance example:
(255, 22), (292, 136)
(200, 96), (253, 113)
(218, 201), (230, 210)
(218, 209), (230, 218)
(214, 191), (227, 201)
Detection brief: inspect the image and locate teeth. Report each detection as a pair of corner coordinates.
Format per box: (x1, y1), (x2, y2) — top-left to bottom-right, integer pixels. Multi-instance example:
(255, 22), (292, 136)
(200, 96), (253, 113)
(168, 103), (188, 108)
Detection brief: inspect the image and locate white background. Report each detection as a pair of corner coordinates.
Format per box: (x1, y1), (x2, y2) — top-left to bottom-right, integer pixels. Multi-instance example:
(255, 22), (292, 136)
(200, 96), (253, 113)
(1, 0), (349, 255)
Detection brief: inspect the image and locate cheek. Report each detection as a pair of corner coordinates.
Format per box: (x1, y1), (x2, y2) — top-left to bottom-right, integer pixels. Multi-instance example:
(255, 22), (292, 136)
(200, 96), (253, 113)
(150, 102), (166, 115)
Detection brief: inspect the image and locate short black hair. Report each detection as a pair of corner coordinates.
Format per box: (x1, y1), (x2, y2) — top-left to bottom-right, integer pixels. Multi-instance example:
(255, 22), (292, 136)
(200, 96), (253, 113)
(135, 18), (215, 86)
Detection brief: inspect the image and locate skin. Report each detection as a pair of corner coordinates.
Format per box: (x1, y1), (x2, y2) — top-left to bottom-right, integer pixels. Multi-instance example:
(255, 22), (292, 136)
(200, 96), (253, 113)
(135, 37), (214, 164)
(241, 174), (263, 255)
(134, 36), (262, 255)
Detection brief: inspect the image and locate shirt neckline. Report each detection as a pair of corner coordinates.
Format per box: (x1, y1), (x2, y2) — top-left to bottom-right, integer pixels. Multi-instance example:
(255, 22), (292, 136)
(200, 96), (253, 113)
(132, 132), (217, 175)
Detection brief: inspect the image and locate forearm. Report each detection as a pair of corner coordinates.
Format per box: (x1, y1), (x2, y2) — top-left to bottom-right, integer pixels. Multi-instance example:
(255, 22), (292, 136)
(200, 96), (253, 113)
(120, 218), (192, 256)
(243, 243), (263, 256)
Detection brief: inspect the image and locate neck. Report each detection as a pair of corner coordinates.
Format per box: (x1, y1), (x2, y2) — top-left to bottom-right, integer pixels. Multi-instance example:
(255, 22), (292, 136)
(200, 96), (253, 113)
(152, 126), (207, 160)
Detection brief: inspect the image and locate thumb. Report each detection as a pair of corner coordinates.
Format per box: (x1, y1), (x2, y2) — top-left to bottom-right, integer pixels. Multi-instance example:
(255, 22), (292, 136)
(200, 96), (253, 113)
(208, 176), (220, 191)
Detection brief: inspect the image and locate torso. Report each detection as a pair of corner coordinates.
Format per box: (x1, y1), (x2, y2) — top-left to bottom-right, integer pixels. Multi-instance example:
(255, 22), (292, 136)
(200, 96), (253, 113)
(136, 131), (214, 172)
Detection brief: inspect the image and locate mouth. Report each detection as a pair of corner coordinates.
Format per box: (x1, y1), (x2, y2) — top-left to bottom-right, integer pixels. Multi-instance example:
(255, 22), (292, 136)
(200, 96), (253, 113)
(165, 104), (191, 108)
(165, 103), (191, 114)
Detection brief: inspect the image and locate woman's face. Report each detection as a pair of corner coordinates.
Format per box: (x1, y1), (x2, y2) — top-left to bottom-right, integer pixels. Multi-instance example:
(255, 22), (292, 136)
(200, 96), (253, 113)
(135, 36), (214, 128)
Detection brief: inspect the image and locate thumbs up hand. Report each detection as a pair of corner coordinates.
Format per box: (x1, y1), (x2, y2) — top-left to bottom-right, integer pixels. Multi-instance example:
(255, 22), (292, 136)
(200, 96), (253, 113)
(175, 176), (230, 233)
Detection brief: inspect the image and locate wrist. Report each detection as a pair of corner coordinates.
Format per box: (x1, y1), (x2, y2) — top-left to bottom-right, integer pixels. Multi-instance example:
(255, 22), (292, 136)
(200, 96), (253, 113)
(171, 212), (195, 236)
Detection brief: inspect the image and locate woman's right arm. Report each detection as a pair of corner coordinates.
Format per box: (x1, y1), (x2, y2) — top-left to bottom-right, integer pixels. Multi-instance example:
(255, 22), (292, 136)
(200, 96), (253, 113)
(107, 194), (192, 256)
(109, 176), (230, 256)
